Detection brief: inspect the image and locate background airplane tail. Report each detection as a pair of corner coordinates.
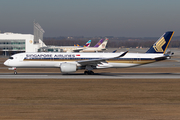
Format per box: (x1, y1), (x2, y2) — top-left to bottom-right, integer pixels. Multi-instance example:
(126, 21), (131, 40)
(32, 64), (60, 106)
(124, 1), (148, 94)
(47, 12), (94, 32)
(146, 31), (174, 54)
(98, 38), (108, 49)
(94, 39), (104, 47)
(85, 40), (91, 47)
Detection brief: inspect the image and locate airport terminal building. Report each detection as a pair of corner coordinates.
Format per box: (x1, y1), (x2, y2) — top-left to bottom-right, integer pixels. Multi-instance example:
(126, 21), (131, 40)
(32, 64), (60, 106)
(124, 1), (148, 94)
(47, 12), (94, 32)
(0, 33), (46, 56)
(0, 22), (46, 56)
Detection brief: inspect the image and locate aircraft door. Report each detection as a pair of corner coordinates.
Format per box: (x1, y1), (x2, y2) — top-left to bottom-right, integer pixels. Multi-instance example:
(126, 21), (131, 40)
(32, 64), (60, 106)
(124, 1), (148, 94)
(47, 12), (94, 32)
(137, 56), (141, 61)
(19, 55), (24, 62)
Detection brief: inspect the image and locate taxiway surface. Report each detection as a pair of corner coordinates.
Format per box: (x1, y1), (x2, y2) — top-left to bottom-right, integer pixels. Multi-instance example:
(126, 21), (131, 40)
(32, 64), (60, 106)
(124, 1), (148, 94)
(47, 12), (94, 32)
(0, 72), (180, 79)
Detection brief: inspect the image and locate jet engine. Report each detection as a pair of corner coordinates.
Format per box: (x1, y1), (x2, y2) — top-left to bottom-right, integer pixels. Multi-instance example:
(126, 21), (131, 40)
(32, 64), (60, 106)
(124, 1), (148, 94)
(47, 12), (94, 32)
(60, 63), (77, 73)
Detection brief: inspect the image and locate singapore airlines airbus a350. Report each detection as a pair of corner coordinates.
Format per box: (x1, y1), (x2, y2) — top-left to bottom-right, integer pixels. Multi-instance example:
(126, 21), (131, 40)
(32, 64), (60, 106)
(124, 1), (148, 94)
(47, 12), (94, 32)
(4, 31), (174, 75)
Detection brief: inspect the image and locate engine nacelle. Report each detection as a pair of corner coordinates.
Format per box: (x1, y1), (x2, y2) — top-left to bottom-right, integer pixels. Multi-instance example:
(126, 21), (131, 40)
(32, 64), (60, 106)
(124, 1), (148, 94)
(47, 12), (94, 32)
(60, 63), (77, 73)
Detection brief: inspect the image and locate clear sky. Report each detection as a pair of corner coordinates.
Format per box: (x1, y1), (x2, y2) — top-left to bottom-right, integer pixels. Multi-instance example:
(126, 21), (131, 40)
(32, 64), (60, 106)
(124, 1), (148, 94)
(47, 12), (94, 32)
(0, 0), (180, 37)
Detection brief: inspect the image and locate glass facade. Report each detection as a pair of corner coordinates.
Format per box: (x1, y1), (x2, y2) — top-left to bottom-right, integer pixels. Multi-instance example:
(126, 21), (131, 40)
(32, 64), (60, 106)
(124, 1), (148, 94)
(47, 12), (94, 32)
(38, 47), (63, 52)
(0, 40), (25, 51)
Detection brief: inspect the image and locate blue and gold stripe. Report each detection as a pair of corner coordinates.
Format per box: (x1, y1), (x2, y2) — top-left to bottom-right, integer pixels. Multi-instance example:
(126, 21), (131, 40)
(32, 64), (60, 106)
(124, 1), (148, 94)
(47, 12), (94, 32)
(24, 57), (156, 64)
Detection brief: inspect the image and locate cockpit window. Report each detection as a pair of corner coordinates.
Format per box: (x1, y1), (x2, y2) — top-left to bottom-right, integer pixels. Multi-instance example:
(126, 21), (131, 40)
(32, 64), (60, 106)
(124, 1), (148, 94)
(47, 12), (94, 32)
(9, 57), (14, 59)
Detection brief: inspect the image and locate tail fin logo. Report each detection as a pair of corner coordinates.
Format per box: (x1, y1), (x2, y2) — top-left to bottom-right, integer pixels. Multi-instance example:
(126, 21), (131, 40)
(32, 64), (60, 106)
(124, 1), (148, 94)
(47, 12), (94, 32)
(153, 37), (166, 52)
(102, 44), (105, 48)
(98, 42), (101, 45)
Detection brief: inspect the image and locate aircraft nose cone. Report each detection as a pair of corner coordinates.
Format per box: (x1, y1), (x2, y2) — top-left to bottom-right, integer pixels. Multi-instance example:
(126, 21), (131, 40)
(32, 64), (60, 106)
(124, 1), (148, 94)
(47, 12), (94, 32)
(4, 60), (9, 66)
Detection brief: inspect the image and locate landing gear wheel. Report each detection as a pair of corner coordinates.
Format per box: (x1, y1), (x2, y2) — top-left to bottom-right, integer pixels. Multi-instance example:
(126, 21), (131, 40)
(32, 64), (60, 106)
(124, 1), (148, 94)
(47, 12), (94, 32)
(14, 71), (17, 75)
(84, 71), (94, 75)
(84, 71), (88, 75)
(89, 71), (94, 75)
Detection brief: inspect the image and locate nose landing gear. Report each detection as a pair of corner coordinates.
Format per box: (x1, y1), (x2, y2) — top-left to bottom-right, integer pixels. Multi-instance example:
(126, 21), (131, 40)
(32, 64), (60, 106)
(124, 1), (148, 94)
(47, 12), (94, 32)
(8, 67), (17, 75)
(13, 68), (17, 75)
(14, 70), (17, 75)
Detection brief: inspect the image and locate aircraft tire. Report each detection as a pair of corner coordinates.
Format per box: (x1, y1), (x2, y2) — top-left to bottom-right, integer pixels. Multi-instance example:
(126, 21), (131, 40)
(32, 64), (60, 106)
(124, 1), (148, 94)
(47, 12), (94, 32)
(84, 71), (88, 75)
(14, 71), (17, 75)
(84, 71), (94, 75)
(89, 71), (94, 75)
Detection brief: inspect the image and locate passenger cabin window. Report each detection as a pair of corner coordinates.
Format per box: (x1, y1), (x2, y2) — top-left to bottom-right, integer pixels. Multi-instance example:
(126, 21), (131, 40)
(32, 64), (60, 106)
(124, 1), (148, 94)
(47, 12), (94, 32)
(9, 57), (14, 59)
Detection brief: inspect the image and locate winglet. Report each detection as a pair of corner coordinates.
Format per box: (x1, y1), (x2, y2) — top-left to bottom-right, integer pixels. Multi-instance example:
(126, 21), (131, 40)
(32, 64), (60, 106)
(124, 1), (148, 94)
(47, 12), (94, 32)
(117, 51), (128, 58)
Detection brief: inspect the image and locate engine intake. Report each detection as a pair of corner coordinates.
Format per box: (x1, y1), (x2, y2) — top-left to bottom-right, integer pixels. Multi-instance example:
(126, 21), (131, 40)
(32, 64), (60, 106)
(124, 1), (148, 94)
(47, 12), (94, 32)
(60, 63), (77, 73)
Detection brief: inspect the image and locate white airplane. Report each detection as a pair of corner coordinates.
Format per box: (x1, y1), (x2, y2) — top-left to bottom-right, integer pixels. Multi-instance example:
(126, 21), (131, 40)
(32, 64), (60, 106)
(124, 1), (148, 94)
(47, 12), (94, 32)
(40, 39), (107, 52)
(4, 31), (174, 75)
(39, 40), (91, 52)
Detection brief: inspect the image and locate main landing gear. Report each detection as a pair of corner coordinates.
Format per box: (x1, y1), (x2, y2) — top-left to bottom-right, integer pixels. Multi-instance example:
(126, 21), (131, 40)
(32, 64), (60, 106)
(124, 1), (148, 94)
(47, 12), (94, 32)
(84, 70), (94, 75)
(84, 66), (94, 75)
(14, 70), (17, 75)
(13, 68), (17, 75)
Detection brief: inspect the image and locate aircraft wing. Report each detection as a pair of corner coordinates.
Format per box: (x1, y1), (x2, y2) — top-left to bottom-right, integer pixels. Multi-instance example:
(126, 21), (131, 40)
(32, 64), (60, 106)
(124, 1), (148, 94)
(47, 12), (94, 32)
(71, 47), (89, 52)
(77, 51), (128, 66)
(72, 48), (85, 52)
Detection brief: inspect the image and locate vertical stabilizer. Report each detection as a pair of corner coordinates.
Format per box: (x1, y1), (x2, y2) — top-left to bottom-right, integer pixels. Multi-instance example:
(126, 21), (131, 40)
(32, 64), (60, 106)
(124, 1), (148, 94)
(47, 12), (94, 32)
(146, 31), (174, 54)
(85, 40), (91, 47)
(98, 38), (108, 49)
(94, 39), (104, 47)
